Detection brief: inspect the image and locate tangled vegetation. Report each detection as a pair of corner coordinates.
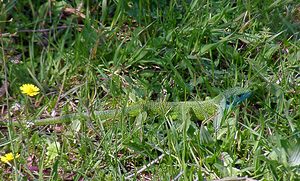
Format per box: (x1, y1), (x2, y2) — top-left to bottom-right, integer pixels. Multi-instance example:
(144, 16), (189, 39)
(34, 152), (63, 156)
(0, 1), (299, 180)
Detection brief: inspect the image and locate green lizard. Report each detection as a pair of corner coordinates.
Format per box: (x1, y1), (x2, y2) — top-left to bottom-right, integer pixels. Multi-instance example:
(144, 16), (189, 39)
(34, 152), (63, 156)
(2, 87), (251, 126)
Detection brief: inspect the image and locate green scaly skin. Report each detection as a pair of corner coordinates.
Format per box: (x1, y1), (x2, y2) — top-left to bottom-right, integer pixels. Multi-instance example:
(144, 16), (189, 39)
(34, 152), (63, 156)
(1, 87), (251, 126)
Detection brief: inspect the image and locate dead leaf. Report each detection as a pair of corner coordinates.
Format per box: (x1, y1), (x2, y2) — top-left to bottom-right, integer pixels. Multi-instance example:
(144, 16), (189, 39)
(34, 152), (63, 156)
(63, 7), (86, 19)
(0, 81), (9, 98)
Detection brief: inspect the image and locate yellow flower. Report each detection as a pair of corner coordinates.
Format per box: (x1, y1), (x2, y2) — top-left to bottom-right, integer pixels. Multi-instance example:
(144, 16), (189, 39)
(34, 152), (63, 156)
(0, 152), (20, 164)
(20, 84), (40, 96)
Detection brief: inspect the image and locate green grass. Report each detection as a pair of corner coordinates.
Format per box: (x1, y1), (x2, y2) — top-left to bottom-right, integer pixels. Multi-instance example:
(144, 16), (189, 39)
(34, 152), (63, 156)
(0, 0), (300, 180)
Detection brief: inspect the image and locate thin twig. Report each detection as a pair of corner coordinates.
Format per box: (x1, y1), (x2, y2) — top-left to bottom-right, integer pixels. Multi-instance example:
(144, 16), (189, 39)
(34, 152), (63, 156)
(172, 170), (183, 181)
(17, 25), (84, 33)
(212, 177), (258, 181)
(125, 153), (165, 180)
(0, 25), (85, 37)
(0, 33), (17, 37)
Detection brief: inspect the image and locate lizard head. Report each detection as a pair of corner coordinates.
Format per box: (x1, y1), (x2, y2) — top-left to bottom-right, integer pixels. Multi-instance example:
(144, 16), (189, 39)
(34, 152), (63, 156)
(222, 87), (251, 108)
